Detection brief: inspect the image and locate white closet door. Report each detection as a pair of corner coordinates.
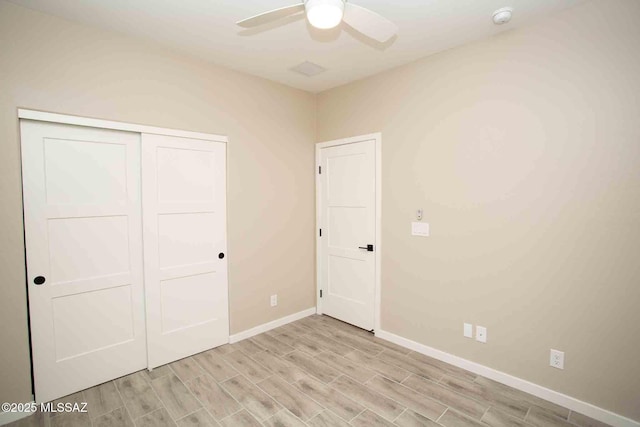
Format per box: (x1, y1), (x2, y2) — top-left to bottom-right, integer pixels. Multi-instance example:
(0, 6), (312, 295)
(21, 120), (146, 403)
(142, 134), (229, 368)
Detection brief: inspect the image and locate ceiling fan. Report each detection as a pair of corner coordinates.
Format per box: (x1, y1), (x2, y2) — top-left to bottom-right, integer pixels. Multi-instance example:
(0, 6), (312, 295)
(236, 0), (398, 43)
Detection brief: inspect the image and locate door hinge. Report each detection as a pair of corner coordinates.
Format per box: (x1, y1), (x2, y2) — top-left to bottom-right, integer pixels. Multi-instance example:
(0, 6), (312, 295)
(319, 228), (322, 237)
(320, 289), (323, 298)
(318, 166), (321, 174)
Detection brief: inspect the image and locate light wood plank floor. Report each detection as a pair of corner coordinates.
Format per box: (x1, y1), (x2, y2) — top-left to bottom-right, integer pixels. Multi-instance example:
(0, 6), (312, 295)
(7, 315), (611, 427)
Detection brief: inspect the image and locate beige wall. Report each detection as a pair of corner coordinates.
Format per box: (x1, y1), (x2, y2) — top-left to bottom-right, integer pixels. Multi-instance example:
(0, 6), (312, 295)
(317, 0), (640, 421)
(2, 0), (639, 420)
(0, 1), (316, 404)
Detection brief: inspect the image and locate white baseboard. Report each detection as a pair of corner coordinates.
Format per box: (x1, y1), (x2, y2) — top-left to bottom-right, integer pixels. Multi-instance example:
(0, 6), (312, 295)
(0, 403), (35, 426)
(375, 329), (639, 427)
(229, 307), (316, 343)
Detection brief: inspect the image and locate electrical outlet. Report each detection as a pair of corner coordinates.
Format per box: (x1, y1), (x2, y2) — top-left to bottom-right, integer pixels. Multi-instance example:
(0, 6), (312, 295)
(550, 349), (564, 369)
(463, 323), (473, 338)
(476, 326), (487, 343)
(270, 294), (278, 307)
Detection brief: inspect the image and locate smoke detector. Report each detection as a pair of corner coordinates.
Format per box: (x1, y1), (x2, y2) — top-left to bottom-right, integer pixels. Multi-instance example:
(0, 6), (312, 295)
(492, 7), (513, 25)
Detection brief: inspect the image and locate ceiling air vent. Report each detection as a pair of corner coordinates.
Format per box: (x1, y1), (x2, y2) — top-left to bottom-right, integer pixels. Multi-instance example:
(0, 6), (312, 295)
(290, 61), (326, 77)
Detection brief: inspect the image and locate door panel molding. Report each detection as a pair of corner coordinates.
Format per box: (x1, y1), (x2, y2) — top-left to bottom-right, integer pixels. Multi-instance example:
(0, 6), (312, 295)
(315, 133), (381, 332)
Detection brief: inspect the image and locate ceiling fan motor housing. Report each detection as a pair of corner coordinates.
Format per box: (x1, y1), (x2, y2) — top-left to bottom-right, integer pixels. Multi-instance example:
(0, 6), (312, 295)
(305, 0), (346, 29)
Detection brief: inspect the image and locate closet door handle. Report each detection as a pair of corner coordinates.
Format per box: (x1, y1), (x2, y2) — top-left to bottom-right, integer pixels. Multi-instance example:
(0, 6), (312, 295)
(34, 276), (46, 285)
(358, 245), (374, 252)
(218, 253), (225, 259)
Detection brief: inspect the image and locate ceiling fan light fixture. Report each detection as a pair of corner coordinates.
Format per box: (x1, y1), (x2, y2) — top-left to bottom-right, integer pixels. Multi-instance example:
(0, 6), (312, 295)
(305, 0), (345, 29)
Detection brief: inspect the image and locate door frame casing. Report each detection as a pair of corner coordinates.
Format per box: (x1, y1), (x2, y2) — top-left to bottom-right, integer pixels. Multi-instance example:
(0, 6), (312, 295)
(315, 132), (382, 332)
(18, 108), (225, 141)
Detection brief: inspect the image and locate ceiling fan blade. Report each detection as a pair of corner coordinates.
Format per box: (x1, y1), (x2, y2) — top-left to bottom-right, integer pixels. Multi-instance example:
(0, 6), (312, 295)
(236, 4), (305, 28)
(342, 3), (398, 43)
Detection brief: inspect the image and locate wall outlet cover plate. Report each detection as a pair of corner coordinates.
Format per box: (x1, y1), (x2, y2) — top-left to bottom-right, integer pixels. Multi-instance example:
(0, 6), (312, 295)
(464, 323), (473, 338)
(476, 326), (487, 343)
(550, 349), (565, 369)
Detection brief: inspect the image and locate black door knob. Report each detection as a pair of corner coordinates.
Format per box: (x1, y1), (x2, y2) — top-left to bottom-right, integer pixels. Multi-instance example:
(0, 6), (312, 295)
(358, 244), (374, 252)
(218, 253), (225, 259)
(34, 276), (46, 285)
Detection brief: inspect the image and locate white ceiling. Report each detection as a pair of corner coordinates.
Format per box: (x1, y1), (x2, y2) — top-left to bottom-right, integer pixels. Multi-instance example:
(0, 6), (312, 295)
(7, 0), (586, 92)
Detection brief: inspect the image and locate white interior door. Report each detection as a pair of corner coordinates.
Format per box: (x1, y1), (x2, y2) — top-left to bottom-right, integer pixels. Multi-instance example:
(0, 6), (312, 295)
(21, 120), (146, 403)
(142, 134), (228, 368)
(319, 139), (376, 330)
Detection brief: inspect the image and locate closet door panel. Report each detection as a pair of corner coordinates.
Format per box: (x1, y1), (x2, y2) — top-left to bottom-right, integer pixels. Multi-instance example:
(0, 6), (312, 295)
(21, 120), (146, 403)
(142, 134), (228, 368)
